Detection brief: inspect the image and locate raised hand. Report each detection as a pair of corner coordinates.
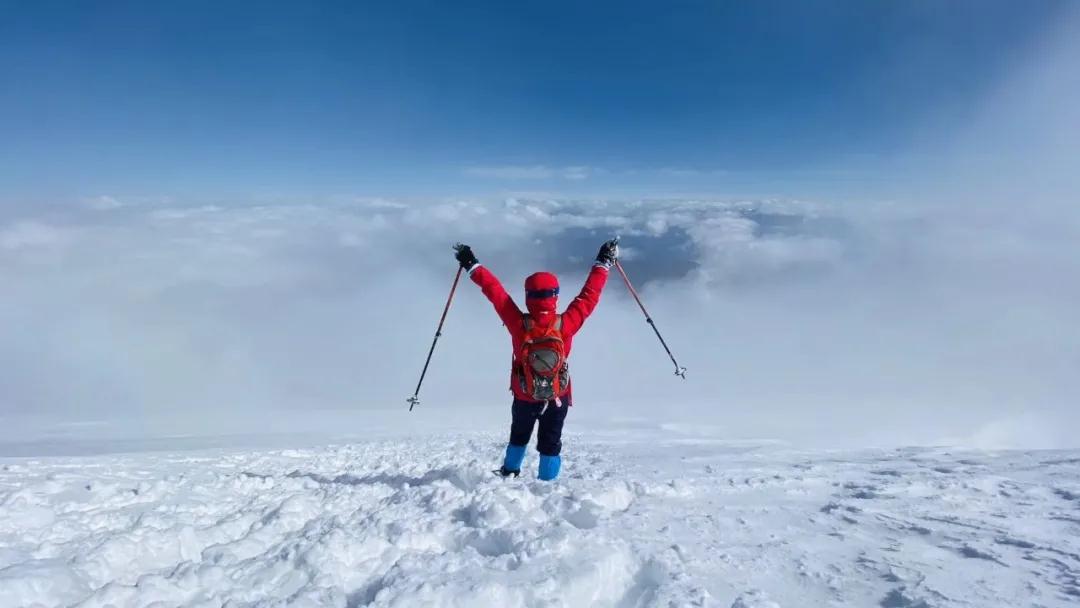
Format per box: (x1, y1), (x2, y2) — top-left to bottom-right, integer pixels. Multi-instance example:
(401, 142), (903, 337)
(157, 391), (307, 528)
(453, 243), (479, 271)
(595, 238), (619, 269)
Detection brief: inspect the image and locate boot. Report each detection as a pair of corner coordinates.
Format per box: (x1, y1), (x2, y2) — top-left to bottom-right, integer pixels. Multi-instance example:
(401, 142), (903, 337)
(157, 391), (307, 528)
(538, 454), (561, 481)
(499, 444), (526, 477)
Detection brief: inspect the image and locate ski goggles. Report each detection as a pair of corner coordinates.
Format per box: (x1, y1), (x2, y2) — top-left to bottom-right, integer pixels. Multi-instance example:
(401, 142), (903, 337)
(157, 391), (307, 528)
(526, 287), (560, 299)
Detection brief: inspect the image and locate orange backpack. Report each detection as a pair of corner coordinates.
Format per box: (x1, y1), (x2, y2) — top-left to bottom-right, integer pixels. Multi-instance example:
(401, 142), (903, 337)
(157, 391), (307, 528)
(518, 314), (570, 404)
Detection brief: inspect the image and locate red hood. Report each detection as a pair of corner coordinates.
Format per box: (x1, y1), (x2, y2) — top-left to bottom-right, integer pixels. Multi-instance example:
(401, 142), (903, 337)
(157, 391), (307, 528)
(524, 271), (559, 320)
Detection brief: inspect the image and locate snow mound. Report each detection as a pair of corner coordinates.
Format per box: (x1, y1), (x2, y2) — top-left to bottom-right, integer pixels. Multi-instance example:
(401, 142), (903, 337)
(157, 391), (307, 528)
(1, 436), (1079, 606)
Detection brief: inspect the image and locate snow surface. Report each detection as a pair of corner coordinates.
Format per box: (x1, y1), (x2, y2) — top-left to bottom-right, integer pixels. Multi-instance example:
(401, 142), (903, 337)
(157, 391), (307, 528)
(1, 431), (1079, 607)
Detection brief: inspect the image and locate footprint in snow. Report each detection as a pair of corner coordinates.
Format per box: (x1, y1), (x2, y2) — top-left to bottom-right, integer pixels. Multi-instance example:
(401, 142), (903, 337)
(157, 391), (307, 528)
(879, 587), (932, 608)
(730, 589), (780, 608)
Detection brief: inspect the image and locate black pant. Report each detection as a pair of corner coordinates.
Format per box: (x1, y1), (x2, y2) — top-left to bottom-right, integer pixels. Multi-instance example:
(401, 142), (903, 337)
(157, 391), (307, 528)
(509, 398), (570, 456)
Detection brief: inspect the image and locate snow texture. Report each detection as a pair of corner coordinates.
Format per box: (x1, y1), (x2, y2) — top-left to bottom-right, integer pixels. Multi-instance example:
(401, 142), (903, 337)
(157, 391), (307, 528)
(1, 434), (1079, 607)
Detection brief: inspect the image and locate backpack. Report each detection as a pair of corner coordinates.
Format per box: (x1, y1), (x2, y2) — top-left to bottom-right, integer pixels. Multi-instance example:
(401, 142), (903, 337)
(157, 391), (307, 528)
(518, 314), (570, 404)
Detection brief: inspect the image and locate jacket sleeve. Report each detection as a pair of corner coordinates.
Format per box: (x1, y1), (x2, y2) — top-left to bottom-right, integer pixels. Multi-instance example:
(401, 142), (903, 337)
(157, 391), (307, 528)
(561, 264), (609, 337)
(469, 265), (524, 331)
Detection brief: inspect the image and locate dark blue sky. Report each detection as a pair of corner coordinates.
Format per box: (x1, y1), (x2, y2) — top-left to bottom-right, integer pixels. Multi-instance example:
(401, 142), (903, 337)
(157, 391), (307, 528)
(0, 0), (1068, 200)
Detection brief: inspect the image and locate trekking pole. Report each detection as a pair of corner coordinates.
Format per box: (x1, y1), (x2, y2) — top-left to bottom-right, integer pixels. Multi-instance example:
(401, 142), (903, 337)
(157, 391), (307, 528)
(614, 259), (688, 379)
(407, 265), (464, 411)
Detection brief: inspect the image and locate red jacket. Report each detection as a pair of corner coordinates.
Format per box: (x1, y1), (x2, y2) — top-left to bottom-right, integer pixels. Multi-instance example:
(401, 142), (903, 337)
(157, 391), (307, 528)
(470, 264), (609, 402)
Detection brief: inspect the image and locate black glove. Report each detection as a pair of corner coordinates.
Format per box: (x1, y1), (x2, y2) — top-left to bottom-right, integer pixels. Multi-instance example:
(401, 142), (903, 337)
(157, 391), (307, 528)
(595, 239), (619, 269)
(454, 243), (479, 271)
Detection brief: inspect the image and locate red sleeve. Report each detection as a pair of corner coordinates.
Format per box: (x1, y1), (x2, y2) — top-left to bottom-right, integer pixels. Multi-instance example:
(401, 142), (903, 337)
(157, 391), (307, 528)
(560, 265), (609, 337)
(469, 265), (524, 332)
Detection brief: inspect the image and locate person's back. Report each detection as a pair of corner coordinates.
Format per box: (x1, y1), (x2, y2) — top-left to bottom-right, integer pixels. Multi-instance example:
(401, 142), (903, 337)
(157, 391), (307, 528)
(454, 240), (619, 480)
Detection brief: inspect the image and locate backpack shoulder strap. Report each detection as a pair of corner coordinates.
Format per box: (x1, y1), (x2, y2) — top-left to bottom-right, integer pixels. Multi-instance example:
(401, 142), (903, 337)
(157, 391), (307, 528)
(523, 314), (562, 333)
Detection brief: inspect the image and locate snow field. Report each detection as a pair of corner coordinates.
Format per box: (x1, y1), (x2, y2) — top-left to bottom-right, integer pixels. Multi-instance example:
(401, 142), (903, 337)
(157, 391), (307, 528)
(0, 434), (1078, 607)
(0, 436), (700, 607)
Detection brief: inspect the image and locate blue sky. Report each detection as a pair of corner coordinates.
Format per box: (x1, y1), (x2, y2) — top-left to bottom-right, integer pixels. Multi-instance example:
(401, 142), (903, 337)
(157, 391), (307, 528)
(0, 0), (1069, 201)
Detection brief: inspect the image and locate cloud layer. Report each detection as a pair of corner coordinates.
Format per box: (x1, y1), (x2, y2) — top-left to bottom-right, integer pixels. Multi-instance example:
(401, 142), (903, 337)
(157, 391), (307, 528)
(1, 193), (1076, 448)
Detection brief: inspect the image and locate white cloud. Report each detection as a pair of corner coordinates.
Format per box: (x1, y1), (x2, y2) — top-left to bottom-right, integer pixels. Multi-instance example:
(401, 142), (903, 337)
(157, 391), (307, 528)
(85, 195), (124, 211)
(0, 221), (68, 250)
(465, 165), (555, 179)
(1, 194), (1077, 448)
(560, 166), (592, 180)
(657, 167), (729, 178)
(464, 165), (596, 180)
